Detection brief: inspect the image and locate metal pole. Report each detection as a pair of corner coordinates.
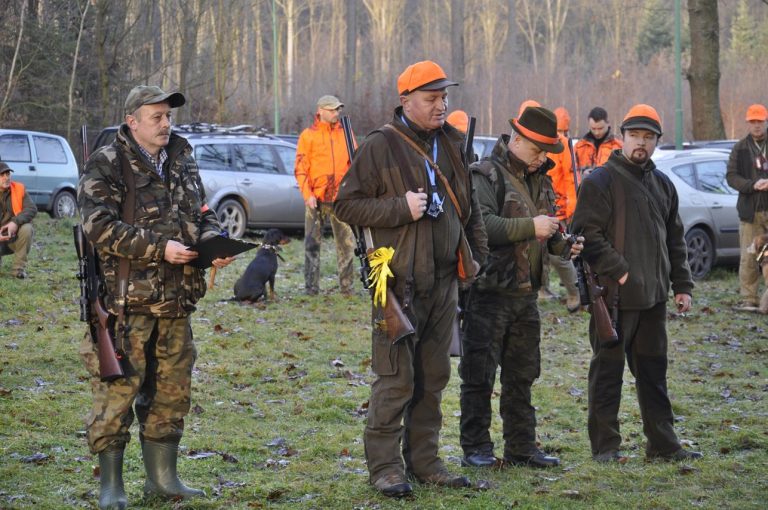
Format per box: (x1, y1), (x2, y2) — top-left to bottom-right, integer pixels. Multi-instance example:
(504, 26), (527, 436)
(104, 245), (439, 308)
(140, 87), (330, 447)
(272, 0), (280, 135)
(674, 0), (683, 149)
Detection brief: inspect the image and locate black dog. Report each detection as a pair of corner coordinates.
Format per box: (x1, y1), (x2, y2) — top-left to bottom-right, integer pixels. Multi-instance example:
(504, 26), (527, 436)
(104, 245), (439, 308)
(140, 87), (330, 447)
(233, 229), (290, 302)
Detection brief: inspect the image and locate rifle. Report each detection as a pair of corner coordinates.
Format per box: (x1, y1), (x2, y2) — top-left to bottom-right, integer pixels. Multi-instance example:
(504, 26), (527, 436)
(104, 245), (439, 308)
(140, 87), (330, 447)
(575, 258), (619, 347)
(74, 125), (125, 382)
(462, 116), (476, 167)
(339, 115), (415, 344)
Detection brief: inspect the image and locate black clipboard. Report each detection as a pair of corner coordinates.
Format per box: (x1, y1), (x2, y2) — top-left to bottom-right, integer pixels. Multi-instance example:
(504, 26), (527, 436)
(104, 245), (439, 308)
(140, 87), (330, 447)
(187, 235), (257, 269)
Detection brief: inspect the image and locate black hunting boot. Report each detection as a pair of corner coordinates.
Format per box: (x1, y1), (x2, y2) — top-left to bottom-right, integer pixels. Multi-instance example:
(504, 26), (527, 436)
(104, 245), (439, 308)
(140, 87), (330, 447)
(141, 438), (205, 499)
(98, 445), (127, 510)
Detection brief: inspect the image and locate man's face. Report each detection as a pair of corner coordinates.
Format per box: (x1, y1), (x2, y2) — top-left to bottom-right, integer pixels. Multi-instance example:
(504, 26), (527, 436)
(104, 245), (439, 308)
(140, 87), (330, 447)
(0, 171), (11, 191)
(126, 102), (173, 155)
(622, 129), (658, 165)
(509, 135), (548, 172)
(400, 89), (448, 131)
(318, 106), (342, 125)
(588, 118), (609, 139)
(748, 119), (767, 141)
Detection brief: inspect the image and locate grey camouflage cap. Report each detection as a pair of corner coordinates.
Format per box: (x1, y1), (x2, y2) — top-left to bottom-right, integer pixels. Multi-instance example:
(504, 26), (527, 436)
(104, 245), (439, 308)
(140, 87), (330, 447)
(317, 95), (343, 109)
(124, 85), (186, 115)
(0, 161), (12, 174)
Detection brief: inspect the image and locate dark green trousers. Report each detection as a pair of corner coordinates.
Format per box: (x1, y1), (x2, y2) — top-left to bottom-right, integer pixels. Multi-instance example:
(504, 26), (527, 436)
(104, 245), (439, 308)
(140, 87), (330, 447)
(588, 301), (681, 456)
(363, 274), (457, 483)
(459, 290), (541, 458)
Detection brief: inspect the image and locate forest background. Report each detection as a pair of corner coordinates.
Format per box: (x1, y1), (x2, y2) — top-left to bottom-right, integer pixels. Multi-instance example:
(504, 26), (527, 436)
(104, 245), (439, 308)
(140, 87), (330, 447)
(1, 0), (767, 151)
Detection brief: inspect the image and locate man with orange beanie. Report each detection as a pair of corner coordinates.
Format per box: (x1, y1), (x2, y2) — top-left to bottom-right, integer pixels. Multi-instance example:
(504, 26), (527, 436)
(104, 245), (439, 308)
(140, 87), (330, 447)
(726, 103), (768, 310)
(0, 161), (37, 279)
(572, 104), (701, 463)
(295, 95), (356, 295)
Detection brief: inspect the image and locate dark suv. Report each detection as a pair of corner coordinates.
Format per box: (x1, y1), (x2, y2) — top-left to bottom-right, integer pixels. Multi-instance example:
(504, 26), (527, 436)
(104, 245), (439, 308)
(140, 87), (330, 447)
(92, 124), (304, 238)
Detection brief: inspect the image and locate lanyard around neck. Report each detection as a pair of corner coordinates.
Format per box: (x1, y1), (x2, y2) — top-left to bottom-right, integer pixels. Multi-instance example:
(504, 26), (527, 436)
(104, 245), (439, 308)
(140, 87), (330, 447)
(401, 114), (442, 205)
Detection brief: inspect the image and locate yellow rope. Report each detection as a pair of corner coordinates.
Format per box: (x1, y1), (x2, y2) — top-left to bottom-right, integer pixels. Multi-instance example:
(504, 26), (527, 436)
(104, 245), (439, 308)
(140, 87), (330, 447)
(367, 246), (395, 308)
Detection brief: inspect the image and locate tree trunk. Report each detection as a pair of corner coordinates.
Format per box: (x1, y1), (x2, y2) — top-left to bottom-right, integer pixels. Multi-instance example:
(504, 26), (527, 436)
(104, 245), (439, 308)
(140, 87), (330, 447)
(67, 0), (90, 141)
(687, 0), (725, 140)
(450, 0), (465, 105)
(344, 0), (357, 104)
(0, 1), (26, 122)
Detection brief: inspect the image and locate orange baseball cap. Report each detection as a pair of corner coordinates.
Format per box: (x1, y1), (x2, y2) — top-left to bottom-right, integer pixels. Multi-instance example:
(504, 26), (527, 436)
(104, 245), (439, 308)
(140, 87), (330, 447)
(446, 110), (469, 133)
(554, 107), (571, 131)
(746, 104), (768, 122)
(620, 104), (663, 136)
(398, 60), (458, 96)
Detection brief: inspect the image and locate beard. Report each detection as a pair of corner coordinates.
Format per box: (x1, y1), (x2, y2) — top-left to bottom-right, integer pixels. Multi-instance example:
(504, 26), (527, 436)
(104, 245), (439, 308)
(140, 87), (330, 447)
(628, 149), (649, 165)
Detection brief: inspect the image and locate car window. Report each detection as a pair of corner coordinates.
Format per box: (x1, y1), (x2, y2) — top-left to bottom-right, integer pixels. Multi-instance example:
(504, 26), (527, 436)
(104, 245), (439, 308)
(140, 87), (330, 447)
(195, 144), (232, 171)
(0, 134), (32, 162)
(274, 145), (296, 174)
(33, 136), (68, 164)
(696, 160), (735, 195)
(671, 164), (696, 188)
(234, 143), (280, 174)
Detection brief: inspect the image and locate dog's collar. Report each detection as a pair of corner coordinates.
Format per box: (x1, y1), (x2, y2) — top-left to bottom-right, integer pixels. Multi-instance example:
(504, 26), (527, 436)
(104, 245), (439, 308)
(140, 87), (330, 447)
(260, 243), (285, 261)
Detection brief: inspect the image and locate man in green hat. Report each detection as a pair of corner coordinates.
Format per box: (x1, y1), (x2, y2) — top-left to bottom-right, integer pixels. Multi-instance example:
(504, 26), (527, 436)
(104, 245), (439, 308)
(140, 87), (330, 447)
(459, 106), (583, 469)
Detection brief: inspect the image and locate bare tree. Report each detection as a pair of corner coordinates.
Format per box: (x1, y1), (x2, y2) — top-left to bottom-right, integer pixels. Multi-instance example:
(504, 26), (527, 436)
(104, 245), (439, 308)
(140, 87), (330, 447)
(0, 0), (26, 122)
(515, 0), (542, 73)
(686, 0), (725, 140)
(66, 0), (90, 140)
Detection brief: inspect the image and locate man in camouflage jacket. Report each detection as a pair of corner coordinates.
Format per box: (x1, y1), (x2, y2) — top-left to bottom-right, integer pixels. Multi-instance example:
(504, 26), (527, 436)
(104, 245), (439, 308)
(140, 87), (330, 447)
(78, 85), (233, 510)
(459, 106), (582, 469)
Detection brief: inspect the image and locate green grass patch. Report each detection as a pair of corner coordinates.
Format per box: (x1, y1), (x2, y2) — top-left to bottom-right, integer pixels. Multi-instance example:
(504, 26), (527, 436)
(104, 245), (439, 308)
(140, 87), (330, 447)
(0, 216), (766, 509)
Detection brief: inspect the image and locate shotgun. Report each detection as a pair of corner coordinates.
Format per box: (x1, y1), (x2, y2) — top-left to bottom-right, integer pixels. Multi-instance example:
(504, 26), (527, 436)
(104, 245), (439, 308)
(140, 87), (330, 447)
(339, 115), (415, 344)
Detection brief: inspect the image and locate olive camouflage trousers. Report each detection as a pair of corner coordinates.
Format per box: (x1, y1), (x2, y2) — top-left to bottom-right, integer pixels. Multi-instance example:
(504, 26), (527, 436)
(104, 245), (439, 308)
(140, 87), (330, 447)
(304, 201), (355, 294)
(459, 290), (541, 458)
(80, 314), (196, 453)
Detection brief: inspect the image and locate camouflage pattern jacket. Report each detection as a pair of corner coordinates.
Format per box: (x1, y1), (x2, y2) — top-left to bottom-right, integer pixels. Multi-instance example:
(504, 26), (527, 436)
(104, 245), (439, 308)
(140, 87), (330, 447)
(78, 124), (221, 317)
(471, 135), (567, 293)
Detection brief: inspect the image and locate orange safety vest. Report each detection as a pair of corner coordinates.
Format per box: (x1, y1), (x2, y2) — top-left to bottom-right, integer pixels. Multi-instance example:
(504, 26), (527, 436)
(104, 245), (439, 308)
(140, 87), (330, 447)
(547, 134), (577, 221)
(294, 116), (354, 203)
(574, 135), (622, 170)
(9, 181), (25, 216)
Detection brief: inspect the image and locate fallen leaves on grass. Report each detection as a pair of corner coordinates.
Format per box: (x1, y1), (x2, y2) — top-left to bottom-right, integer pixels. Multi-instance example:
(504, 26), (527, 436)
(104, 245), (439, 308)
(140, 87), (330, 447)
(187, 450), (239, 463)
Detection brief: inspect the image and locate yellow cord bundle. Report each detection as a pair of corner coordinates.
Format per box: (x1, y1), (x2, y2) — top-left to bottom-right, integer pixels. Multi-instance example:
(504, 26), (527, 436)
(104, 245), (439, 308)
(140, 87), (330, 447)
(367, 246), (395, 308)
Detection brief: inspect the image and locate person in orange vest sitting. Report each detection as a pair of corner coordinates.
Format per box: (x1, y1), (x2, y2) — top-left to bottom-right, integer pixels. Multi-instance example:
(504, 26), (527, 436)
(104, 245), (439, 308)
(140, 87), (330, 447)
(0, 161), (37, 279)
(294, 95), (357, 296)
(574, 106), (622, 177)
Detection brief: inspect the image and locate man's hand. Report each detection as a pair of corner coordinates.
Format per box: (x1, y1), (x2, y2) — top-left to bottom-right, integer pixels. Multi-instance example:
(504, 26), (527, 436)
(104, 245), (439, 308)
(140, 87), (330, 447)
(533, 215), (559, 241)
(618, 272), (629, 285)
(406, 188), (428, 221)
(674, 293), (692, 313)
(568, 235), (585, 259)
(305, 195), (318, 209)
(164, 240), (198, 265)
(754, 179), (768, 192)
(0, 221), (18, 242)
(212, 256), (236, 268)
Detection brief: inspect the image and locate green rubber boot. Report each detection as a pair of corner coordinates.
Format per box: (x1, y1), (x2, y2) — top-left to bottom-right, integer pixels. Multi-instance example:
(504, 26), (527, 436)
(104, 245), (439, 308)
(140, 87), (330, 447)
(141, 438), (205, 499)
(98, 446), (127, 510)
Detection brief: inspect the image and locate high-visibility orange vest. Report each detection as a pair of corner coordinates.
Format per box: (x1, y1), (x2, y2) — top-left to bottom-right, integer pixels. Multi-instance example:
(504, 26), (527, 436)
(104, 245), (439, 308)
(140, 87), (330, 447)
(9, 181), (25, 215)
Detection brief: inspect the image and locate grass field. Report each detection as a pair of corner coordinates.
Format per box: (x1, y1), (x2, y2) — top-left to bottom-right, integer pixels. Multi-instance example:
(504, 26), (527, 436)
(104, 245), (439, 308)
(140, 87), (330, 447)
(0, 216), (766, 509)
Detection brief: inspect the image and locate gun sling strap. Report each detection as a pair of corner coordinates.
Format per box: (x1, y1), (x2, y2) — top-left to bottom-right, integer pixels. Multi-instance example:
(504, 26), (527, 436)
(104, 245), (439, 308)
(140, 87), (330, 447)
(115, 149), (136, 350)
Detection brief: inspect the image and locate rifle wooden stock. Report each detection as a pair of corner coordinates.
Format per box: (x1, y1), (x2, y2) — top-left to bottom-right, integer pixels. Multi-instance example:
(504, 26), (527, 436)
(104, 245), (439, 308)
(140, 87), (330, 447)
(584, 266), (619, 347)
(73, 224), (125, 382)
(381, 288), (416, 344)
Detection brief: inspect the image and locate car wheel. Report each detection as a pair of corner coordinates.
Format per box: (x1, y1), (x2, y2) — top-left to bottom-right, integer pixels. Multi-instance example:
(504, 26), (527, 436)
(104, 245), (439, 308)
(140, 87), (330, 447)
(685, 227), (714, 279)
(216, 199), (247, 239)
(51, 190), (77, 218)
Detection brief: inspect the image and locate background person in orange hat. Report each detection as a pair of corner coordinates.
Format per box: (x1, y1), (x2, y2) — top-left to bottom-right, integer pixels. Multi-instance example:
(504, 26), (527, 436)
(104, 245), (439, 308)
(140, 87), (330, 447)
(459, 106), (583, 470)
(726, 103), (768, 310)
(446, 109), (468, 133)
(294, 94), (356, 296)
(335, 60), (488, 498)
(571, 104), (701, 463)
(546, 106), (581, 312)
(574, 106), (622, 177)
(0, 161), (37, 279)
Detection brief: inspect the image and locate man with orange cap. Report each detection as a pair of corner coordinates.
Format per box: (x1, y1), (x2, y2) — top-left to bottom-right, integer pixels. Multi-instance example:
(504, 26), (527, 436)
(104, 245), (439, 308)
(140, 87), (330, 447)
(0, 161), (37, 279)
(446, 109), (469, 133)
(546, 106), (580, 312)
(335, 60), (488, 497)
(572, 104), (701, 463)
(295, 94), (356, 296)
(726, 103), (768, 310)
(458, 106), (583, 470)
